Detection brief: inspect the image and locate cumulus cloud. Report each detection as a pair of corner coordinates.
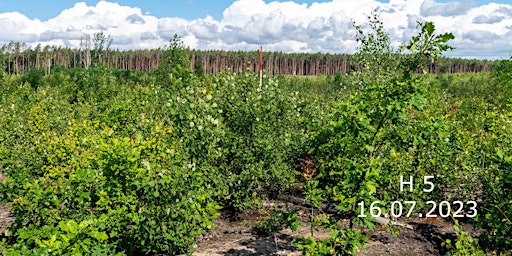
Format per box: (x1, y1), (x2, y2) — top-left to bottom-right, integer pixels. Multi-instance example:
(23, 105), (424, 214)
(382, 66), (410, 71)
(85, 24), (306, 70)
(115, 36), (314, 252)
(39, 29), (83, 41)
(126, 14), (145, 24)
(497, 7), (512, 16)
(140, 32), (156, 40)
(473, 14), (505, 24)
(0, 0), (511, 59)
(0, 12), (42, 42)
(464, 30), (500, 43)
(420, 0), (474, 17)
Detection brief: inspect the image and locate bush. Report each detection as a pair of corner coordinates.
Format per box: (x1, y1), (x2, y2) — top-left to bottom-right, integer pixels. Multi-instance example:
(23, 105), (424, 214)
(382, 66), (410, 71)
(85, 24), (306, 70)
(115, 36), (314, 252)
(474, 111), (512, 254)
(0, 35), (305, 254)
(20, 68), (45, 89)
(208, 71), (305, 209)
(1, 120), (220, 255)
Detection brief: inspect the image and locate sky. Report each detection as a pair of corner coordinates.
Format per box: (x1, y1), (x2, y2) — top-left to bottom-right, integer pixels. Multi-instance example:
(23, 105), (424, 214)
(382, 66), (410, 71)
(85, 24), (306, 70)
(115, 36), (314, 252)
(0, 0), (511, 59)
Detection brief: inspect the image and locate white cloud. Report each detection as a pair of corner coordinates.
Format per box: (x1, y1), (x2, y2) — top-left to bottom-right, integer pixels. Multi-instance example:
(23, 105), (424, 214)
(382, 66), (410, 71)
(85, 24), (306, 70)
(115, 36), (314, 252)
(473, 13), (505, 24)
(420, 0), (474, 17)
(0, 0), (511, 59)
(464, 30), (499, 43)
(0, 12), (42, 42)
(39, 29), (83, 41)
(140, 32), (156, 40)
(126, 14), (146, 24)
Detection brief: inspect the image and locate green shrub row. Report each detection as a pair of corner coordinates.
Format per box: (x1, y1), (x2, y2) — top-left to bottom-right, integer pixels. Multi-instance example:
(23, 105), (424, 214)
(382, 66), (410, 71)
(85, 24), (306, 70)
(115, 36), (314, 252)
(0, 23), (510, 256)
(0, 43), (307, 254)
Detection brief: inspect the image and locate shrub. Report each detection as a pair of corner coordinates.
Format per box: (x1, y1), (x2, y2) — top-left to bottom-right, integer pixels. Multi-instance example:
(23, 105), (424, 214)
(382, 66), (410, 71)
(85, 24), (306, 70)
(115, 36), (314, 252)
(211, 71), (304, 209)
(1, 120), (220, 255)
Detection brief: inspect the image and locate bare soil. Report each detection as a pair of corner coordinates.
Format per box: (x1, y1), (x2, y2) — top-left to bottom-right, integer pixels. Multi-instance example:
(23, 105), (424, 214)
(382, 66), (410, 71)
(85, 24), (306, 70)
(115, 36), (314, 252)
(191, 201), (480, 256)
(0, 200), (479, 256)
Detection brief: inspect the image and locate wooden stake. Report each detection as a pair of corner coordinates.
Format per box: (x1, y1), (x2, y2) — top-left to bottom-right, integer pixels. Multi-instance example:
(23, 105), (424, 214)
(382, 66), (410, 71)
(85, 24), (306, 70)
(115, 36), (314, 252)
(259, 46), (263, 88)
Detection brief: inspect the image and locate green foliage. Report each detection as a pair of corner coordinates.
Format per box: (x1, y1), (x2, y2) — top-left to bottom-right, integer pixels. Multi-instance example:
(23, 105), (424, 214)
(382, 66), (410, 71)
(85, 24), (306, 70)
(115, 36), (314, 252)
(294, 12), (463, 256)
(442, 219), (485, 256)
(92, 31), (113, 53)
(492, 55), (512, 107)
(20, 68), (45, 89)
(423, 69), (512, 254)
(212, 71), (303, 208)
(157, 34), (192, 87)
(1, 119), (219, 254)
(402, 21), (455, 67)
(293, 226), (368, 256)
(2, 217), (118, 256)
(0, 50), (222, 254)
(252, 206), (299, 236)
(0, 35), (306, 254)
(0, 24), (510, 256)
(352, 11), (398, 85)
(473, 111), (512, 254)
(0, 45), (5, 78)
(430, 66), (512, 255)
(311, 12), (455, 220)
(194, 60), (205, 77)
(494, 55), (512, 84)
(92, 31), (113, 66)
(278, 74), (346, 99)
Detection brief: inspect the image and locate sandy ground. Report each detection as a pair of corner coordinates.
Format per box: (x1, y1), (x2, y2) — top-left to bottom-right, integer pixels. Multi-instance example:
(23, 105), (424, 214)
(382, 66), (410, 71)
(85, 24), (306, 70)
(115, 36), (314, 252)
(190, 205), (478, 256)
(0, 201), (481, 256)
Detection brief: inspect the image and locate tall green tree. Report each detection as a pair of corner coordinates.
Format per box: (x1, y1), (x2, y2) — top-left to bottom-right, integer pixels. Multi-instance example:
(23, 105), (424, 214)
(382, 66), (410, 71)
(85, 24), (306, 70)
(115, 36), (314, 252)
(92, 31), (113, 65)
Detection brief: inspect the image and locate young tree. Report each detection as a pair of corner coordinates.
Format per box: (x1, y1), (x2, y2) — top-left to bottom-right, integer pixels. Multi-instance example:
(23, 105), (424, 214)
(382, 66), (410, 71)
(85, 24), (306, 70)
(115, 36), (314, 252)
(92, 31), (113, 65)
(295, 12), (455, 255)
(157, 34), (192, 87)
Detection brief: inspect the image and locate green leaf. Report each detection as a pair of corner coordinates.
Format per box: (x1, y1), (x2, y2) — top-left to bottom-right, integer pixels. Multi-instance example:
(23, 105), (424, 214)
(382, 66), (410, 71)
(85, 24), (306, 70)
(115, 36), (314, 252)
(90, 231), (109, 241)
(365, 145), (375, 152)
(425, 22), (435, 36)
(441, 33), (455, 42)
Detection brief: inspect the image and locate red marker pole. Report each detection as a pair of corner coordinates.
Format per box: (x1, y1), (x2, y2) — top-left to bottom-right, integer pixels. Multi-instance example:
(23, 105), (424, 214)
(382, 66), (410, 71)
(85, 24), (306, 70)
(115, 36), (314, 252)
(259, 46), (263, 88)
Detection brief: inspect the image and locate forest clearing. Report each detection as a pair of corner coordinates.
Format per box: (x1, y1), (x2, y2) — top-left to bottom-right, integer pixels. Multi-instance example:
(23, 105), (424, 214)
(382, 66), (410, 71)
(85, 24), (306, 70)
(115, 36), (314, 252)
(0, 15), (511, 255)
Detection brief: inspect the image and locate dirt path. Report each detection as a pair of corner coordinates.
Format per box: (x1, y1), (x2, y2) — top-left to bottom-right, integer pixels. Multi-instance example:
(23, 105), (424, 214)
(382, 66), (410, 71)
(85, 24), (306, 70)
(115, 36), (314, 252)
(0, 201), (476, 256)
(191, 207), (476, 256)
(0, 203), (13, 236)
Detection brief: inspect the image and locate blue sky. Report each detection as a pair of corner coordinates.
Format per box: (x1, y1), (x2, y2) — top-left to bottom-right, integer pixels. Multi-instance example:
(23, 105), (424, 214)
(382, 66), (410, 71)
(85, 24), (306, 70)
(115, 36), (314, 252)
(0, 0), (229, 20)
(1, 0), (510, 21)
(0, 0), (511, 59)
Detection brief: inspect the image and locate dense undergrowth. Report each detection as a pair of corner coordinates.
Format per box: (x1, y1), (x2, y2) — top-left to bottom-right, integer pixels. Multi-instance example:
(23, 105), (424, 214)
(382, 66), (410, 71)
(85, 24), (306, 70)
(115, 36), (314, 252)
(0, 14), (511, 255)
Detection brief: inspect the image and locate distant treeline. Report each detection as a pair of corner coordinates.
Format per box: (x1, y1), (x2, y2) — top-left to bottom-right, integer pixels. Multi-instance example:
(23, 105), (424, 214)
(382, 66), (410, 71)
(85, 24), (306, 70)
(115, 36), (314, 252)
(0, 42), (494, 75)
